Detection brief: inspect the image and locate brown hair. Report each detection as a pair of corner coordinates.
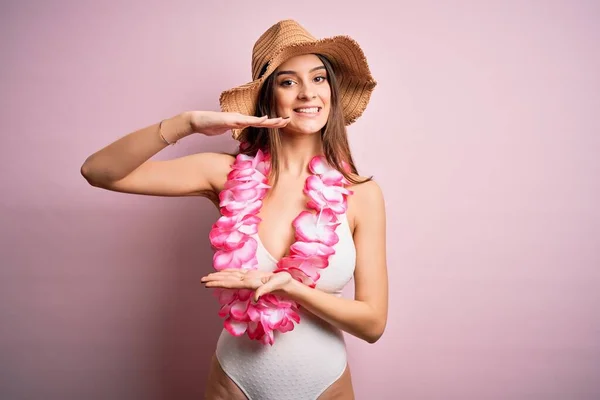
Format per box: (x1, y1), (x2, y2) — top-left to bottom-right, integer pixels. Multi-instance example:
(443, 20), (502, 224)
(236, 54), (372, 187)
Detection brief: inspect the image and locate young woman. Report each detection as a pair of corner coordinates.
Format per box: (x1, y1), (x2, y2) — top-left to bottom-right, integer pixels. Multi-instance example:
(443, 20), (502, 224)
(81, 20), (388, 400)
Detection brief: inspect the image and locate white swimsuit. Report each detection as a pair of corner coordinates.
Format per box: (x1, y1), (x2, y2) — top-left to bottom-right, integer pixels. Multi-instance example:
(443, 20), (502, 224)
(215, 213), (356, 400)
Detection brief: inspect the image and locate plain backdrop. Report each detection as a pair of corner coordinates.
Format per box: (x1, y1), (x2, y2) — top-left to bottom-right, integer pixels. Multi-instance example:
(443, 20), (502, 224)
(1, 0), (599, 399)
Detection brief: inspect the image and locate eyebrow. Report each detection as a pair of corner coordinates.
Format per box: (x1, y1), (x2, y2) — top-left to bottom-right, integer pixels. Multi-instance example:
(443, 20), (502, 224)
(276, 66), (326, 77)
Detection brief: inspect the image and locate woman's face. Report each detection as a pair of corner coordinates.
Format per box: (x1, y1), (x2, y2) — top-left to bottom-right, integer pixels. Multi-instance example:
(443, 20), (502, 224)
(273, 54), (331, 136)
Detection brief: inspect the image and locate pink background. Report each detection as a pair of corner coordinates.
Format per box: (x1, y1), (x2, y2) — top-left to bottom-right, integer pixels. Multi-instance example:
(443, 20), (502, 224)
(2, 1), (599, 399)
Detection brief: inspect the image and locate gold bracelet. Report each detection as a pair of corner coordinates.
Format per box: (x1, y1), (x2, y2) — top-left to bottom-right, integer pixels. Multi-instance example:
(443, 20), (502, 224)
(158, 119), (177, 145)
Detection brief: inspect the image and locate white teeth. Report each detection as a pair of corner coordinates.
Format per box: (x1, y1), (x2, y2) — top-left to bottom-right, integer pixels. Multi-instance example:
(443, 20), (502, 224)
(295, 107), (319, 113)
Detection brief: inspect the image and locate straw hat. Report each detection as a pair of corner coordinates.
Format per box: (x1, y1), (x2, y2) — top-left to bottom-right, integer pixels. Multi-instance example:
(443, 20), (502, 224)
(219, 19), (377, 140)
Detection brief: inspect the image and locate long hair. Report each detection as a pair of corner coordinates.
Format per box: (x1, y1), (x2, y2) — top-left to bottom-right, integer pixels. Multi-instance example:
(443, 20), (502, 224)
(237, 54), (372, 187)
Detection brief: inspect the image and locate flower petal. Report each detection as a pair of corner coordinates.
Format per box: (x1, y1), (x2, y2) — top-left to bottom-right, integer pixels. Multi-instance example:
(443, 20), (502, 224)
(230, 299), (250, 320)
(224, 317), (248, 336)
(290, 241), (335, 257)
(247, 320), (264, 340)
(237, 289), (253, 301)
(217, 288), (237, 304)
(309, 155), (328, 175)
(305, 175), (325, 191)
(218, 302), (232, 318)
(321, 169), (344, 185)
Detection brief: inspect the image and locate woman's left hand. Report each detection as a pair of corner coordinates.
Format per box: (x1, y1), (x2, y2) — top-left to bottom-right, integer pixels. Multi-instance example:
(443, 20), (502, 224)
(200, 269), (293, 301)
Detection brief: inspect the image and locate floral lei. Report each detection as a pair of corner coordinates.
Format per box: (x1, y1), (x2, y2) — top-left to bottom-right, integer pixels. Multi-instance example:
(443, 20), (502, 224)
(208, 148), (352, 345)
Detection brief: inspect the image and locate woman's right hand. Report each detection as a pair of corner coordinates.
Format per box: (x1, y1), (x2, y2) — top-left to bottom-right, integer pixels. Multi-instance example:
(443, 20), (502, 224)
(189, 111), (290, 136)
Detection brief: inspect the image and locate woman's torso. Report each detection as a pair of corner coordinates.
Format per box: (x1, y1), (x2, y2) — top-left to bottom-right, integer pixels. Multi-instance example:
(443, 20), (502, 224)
(214, 211), (356, 399)
(216, 170), (356, 399)
(211, 162), (358, 399)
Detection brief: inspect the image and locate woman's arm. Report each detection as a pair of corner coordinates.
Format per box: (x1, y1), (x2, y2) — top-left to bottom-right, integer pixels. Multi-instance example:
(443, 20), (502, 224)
(80, 111), (230, 198)
(275, 180), (389, 343)
(80, 112), (288, 197)
(81, 112), (195, 185)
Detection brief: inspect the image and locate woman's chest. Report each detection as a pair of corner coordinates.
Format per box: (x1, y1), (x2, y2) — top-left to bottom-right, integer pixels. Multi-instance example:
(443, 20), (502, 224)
(256, 183), (308, 262)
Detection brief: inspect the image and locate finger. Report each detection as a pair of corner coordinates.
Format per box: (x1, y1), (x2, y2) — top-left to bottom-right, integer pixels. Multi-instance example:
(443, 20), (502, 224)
(239, 116), (290, 130)
(204, 275), (249, 287)
(201, 271), (244, 282)
(220, 268), (247, 273)
(266, 118), (290, 126)
(204, 269), (246, 276)
(255, 272), (292, 300)
(252, 118), (290, 128)
(205, 280), (242, 289)
(201, 272), (225, 282)
(209, 273), (244, 282)
(243, 115), (268, 125)
(254, 281), (277, 301)
(255, 117), (283, 125)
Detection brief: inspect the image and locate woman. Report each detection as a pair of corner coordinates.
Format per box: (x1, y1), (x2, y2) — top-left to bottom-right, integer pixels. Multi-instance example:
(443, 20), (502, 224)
(81, 20), (388, 400)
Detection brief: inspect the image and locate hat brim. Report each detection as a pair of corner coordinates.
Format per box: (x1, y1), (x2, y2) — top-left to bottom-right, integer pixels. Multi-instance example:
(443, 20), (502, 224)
(219, 35), (377, 140)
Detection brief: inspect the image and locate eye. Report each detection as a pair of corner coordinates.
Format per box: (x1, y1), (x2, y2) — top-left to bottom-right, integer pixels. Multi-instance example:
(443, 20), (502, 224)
(280, 79), (295, 87)
(314, 76), (327, 83)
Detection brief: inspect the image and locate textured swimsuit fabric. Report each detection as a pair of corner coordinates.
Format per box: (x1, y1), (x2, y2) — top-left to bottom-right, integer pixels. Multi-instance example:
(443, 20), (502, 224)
(215, 213), (356, 400)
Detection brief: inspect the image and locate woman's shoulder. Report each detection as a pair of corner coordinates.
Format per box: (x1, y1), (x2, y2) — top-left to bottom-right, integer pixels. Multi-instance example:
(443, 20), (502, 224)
(348, 177), (384, 206)
(346, 176), (385, 231)
(198, 152), (236, 193)
(211, 152), (237, 165)
(193, 151), (236, 174)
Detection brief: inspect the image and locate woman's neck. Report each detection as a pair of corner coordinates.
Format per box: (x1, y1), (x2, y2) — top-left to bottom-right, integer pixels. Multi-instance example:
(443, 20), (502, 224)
(278, 131), (323, 177)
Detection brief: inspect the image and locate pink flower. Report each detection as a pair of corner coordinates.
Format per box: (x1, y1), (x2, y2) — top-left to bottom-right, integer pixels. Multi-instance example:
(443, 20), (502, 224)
(222, 292), (301, 345)
(255, 295), (301, 343)
(290, 241), (335, 257)
(230, 155), (254, 171)
(309, 155), (351, 185)
(213, 237), (258, 270)
(210, 152), (353, 345)
(304, 175), (351, 213)
(230, 298), (251, 320)
(215, 214), (261, 235)
(227, 167), (255, 180)
(247, 319), (266, 341)
(254, 150), (271, 176)
(220, 183), (269, 214)
(274, 265), (320, 287)
(224, 317), (251, 336)
(308, 155), (330, 175)
(209, 225), (246, 251)
(293, 210), (340, 245)
(232, 150), (270, 175)
(220, 200), (263, 218)
(223, 179), (265, 194)
(276, 255), (329, 287)
(213, 288), (236, 304)
(210, 213), (262, 251)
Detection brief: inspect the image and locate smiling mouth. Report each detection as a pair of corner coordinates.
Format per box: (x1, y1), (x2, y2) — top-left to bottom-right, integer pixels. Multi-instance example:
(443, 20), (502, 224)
(293, 107), (322, 116)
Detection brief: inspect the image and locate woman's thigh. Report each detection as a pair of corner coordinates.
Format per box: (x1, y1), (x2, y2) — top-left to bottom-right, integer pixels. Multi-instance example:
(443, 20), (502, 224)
(317, 363), (355, 400)
(204, 353), (248, 400)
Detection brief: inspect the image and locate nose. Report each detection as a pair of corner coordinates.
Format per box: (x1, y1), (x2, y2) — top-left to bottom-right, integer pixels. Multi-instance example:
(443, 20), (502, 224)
(298, 84), (317, 100)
